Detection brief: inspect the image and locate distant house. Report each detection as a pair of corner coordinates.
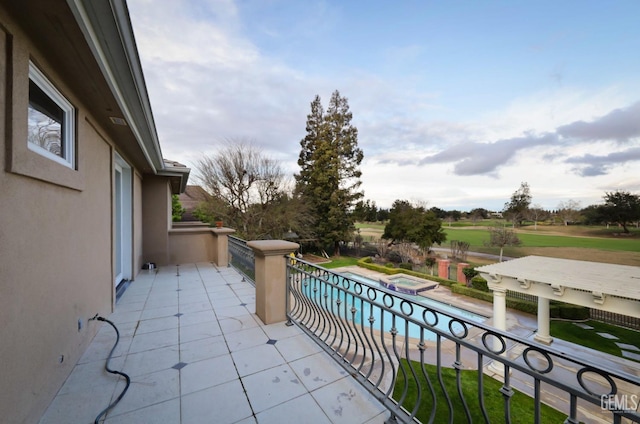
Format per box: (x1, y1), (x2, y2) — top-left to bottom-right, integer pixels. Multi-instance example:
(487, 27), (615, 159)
(0, 1), (191, 423)
(179, 185), (212, 221)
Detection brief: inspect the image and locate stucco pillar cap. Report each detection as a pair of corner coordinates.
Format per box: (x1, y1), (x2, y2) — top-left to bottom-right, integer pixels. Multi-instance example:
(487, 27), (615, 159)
(247, 240), (300, 257)
(212, 227), (236, 235)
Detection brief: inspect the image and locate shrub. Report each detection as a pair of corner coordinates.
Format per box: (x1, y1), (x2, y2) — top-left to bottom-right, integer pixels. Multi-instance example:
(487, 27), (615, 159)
(398, 263), (413, 270)
(385, 262), (395, 268)
(470, 276), (489, 292)
(387, 251), (402, 263)
(462, 267), (479, 282)
(362, 257), (373, 264)
(550, 303), (590, 320)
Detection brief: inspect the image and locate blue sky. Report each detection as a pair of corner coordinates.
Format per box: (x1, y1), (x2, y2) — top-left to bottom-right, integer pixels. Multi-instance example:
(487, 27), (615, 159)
(128, 0), (640, 211)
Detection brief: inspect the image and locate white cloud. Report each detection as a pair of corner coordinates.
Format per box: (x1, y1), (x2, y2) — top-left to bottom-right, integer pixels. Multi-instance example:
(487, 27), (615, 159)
(127, 0), (640, 212)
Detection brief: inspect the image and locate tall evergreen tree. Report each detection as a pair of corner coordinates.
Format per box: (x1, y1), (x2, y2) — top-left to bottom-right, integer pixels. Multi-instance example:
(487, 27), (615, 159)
(295, 90), (363, 255)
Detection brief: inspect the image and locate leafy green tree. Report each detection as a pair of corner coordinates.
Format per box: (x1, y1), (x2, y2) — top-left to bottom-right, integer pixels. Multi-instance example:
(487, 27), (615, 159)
(171, 195), (185, 222)
(383, 200), (446, 251)
(468, 208), (489, 222)
(353, 199), (379, 222)
(295, 91), (363, 255)
(503, 182), (532, 227)
(599, 191), (640, 233)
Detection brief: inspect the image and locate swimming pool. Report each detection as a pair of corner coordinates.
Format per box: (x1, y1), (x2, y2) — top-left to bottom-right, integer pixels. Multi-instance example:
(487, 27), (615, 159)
(300, 271), (487, 341)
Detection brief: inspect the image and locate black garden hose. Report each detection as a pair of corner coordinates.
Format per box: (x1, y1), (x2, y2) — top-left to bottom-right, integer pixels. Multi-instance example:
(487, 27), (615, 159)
(89, 314), (131, 424)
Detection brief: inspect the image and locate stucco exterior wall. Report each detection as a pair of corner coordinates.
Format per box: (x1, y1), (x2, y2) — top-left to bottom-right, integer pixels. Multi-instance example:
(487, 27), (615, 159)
(0, 12), (143, 424)
(142, 175), (172, 266)
(134, 170), (144, 273)
(168, 227), (216, 264)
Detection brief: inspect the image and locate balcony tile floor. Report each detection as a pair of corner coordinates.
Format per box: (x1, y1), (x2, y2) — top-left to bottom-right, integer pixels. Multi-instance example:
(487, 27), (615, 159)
(39, 263), (388, 424)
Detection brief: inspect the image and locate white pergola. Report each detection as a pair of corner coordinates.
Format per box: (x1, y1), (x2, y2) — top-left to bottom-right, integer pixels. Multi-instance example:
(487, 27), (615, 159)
(477, 256), (640, 345)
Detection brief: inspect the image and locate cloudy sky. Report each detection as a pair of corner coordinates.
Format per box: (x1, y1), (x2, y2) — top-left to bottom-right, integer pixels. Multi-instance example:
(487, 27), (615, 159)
(127, 0), (640, 211)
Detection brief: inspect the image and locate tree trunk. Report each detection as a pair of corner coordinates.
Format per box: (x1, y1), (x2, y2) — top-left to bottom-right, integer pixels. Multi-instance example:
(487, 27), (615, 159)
(499, 247), (504, 262)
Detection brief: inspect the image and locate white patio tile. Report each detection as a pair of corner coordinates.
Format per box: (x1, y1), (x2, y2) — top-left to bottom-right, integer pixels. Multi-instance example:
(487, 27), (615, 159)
(275, 333), (323, 362)
(218, 314), (260, 333)
(78, 335), (133, 364)
(179, 320), (222, 343)
(118, 293), (148, 305)
(216, 304), (253, 318)
(135, 316), (179, 335)
(58, 356), (125, 395)
(180, 354), (238, 395)
(128, 328), (179, 354)
(140, 305), (179, 320)
(145, 295), (179, 308)
(242, 364), (308, 413)
(289, 352), (349, 392)
(122, 345), (179, 377)
(224, 326), (269, 352)
(42, 264), (388, 424)
(108, 368), (179, 416)
(180, 334), (229, 363)
(179, 309), (217, 326)
(178, 293), (209, 305)
(114, 300), (146, 313)
(232, 343), (286, 377)
(208, 296), (243, 308)
(104, 398), (180, 424)
(181, 379), (253, 424)
(39, 384), (115, 424)
(179, 300), (214, 313)
(108, 310), (142, 324)
(311, 376), (387, 424)
(255, 393), (331, 424)
(262, 322), (304, 340)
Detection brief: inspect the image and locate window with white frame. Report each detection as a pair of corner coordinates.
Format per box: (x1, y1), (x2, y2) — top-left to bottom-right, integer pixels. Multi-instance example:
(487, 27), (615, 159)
(27, 62), (75, 169)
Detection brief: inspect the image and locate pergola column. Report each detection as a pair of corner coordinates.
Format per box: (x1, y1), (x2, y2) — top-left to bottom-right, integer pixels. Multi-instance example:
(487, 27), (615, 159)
(489, 287), (508, 376)
(534, 297), (553, 345)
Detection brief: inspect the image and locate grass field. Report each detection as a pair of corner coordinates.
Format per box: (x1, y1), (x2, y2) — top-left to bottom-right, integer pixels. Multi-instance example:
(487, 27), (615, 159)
(355, 222), (640, 266)
(550, 320), (640, 362)
(393, 360), (570, 423)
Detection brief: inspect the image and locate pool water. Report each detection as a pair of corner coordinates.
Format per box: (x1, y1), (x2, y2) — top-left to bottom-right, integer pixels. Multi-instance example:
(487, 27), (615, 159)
(301, 272), (487, 341)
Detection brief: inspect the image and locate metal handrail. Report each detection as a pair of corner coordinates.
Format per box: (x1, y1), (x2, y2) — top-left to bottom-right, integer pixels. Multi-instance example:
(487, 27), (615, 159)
(285, 258), (640, 424)
(228, 236), (255, 284)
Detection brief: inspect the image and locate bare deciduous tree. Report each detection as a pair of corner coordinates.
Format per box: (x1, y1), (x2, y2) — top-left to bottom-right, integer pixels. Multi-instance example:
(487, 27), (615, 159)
(556, 199), (581, 226)
(485, 226), (521, 262)
(196, 140), (310, 240)
(527, 204), (548, 230)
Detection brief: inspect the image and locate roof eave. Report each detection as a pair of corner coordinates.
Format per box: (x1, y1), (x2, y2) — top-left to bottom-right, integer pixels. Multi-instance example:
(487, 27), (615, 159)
(66, 0), (165, 173)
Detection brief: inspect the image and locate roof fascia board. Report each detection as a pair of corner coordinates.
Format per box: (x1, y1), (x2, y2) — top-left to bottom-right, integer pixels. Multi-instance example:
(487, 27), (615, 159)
(66, 0), (165, 172)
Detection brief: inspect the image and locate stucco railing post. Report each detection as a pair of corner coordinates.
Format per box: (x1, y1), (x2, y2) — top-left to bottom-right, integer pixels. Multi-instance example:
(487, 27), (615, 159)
(211, 228), (235, 267)
(247, 240), (299, 325)
(437, 259), (451, 279)
(457, 262), (469, 285)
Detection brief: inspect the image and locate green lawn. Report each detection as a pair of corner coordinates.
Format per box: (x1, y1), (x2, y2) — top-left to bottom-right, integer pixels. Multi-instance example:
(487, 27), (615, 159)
(550, 320), (640, 363)
(443, 228), (640, 252)
(322, 256), (360, 268)
(393, 360), (569, 423)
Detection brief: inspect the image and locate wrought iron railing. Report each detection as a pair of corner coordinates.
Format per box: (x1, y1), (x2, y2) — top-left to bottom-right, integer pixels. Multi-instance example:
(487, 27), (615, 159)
(286, 258), (640, 424)
(228, 236), (255, 284)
